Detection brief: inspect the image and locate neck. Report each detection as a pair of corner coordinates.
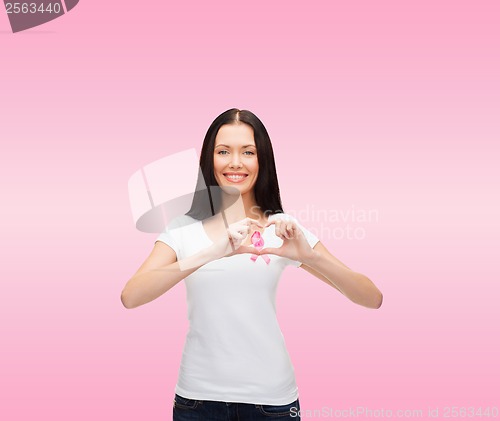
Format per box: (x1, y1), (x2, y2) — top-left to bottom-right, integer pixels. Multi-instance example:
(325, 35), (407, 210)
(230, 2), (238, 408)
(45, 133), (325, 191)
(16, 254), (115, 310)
(219, 190), (265, 223)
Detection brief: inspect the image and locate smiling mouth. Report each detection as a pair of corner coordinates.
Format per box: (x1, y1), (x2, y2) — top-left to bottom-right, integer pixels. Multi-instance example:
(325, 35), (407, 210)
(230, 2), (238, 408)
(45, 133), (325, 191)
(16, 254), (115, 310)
(223, 173), (248, 182)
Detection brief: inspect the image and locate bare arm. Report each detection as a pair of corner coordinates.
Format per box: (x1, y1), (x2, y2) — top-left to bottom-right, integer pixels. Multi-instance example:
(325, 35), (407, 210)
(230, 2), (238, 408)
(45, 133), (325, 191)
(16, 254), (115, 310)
(120, 217), (263, 309)
(300, 241), (383, 309)
(120, 241), (216, 309)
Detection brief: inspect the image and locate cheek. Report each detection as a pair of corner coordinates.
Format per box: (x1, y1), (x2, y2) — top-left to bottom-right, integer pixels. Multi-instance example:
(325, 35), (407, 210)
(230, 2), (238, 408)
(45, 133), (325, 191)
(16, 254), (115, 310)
(253, 162), (259, 175)
(248, 158), (259, 173)
(213, 156), (224, 172)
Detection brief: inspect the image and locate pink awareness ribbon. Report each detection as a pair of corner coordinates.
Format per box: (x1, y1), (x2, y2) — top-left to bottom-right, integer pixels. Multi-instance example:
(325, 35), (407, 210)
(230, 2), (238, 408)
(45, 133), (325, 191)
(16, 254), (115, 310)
(250, 231), (271, 264)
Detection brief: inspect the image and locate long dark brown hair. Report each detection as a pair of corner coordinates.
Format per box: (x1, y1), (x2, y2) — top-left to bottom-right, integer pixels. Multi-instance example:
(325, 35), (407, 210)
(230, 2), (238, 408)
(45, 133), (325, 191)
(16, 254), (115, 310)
(186, 108), (284, 220)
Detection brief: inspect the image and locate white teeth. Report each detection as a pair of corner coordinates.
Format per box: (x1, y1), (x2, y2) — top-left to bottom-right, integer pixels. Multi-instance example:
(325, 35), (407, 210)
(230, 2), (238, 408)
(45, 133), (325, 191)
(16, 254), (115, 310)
(226, 175), (245, 180)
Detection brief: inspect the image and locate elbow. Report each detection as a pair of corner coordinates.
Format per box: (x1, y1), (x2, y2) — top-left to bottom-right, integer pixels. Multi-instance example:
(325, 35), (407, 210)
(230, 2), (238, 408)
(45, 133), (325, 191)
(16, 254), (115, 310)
(366, 287), (383, 309)
(120, 289), (135, 309)
(358, 291), (382, 309)
(364, 275), (383, 309)
(353, 275), (383, 309)
(359, 276), (383, 309)
(373, 291), (383, 309)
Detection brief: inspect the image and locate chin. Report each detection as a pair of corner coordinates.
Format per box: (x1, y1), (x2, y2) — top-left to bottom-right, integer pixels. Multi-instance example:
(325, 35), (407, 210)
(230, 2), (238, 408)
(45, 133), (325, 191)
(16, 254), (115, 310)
(218, 184), (242, 195)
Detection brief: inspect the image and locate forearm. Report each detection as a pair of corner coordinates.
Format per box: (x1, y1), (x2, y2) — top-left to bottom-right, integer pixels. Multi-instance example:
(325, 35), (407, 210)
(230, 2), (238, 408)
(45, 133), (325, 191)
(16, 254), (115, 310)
(303, 250), (383, 309)
(121, 248), (217, 309)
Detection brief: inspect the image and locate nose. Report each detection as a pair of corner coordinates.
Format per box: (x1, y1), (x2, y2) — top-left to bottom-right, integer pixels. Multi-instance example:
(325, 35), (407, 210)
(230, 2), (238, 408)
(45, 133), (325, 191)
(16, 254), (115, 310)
(229, 155), (242, 169)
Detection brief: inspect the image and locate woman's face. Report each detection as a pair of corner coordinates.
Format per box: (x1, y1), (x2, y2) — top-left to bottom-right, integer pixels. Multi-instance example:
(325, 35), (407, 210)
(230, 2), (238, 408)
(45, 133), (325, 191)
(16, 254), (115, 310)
(213, 123), (259, 197)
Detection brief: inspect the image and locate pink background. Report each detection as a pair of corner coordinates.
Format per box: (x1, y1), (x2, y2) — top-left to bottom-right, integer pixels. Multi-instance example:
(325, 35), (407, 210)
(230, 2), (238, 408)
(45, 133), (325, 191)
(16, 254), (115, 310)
(1, 1), (499, 419)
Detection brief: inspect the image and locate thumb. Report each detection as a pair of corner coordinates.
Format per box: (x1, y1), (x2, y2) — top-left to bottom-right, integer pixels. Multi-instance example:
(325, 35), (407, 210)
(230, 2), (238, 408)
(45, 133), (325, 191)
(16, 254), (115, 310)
(235, 245), (259, 255)
(258, 247), (283, 256)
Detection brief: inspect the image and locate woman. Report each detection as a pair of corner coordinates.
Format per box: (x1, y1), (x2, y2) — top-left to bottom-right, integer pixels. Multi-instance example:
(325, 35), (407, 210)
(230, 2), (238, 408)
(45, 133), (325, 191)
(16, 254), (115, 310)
(121, 108), (383, 420)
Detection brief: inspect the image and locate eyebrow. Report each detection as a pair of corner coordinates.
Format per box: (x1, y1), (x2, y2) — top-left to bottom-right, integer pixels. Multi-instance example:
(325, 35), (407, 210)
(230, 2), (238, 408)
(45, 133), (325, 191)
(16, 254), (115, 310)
(214, 144), (256, 149)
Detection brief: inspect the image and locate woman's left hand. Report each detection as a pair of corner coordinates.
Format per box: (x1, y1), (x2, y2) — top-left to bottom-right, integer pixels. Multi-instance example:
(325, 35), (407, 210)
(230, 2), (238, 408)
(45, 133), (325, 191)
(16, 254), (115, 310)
(257, 219), (315, 263)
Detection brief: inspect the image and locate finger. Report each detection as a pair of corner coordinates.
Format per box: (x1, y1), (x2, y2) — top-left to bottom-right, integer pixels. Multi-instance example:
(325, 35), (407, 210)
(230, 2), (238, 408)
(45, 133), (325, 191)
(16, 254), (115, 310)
(231, 232), (245, 240)
(284, 222), (295, 239)
(275, 226), (287, 240)
(265, 219), (286, 229)
(280, 223), (290, 239)
(275, 220), (290, 239)
(266, 219), (287, 240)
(246, 218), (264, 228)
(238, 226), (250, 235)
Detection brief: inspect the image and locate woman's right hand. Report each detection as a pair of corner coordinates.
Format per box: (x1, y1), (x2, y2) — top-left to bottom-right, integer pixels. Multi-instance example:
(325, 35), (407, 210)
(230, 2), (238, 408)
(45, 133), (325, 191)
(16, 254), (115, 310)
(211, 217), (264, 260)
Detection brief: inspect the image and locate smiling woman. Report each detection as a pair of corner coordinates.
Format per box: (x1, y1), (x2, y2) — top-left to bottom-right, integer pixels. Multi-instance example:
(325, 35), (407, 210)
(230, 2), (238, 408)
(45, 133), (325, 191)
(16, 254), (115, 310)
(120, 108), (383, 421)
(213, 123), (259, 195)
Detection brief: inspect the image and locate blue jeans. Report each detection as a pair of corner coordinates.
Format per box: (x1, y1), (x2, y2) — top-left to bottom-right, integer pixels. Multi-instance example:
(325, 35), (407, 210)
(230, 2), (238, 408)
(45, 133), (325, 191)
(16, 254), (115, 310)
(173, 393), (301, 420)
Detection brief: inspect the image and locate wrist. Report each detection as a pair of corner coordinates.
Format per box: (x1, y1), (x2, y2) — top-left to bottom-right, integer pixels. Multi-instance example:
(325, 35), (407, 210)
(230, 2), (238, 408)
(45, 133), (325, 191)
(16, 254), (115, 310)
(209, 236), (234, 261)
(301, 249), (320, 267)
(202, 243), (224, 263)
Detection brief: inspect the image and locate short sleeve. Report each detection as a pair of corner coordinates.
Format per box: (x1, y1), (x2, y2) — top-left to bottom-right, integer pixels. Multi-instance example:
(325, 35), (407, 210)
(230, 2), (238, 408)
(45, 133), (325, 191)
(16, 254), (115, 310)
(296, 218), (319, 248)
(155, 218), (182, 258)
(155, 229), (179, 257)
(283, 215), (319, 268)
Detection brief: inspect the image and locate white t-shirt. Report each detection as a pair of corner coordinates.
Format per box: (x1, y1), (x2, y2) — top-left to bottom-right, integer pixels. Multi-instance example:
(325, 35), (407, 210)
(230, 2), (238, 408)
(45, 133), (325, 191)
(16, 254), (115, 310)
(155, 212), (319, 405)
